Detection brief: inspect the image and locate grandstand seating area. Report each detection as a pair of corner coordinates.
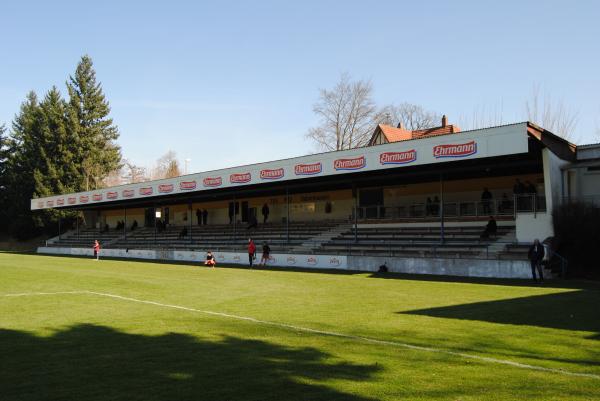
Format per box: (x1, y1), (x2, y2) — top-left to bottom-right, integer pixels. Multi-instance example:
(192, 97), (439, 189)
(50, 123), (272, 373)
(53, 221), (340, 253)
(51, 218), (530, 261)
(316, 224), (518, 259)
(50, 229), (123, 248)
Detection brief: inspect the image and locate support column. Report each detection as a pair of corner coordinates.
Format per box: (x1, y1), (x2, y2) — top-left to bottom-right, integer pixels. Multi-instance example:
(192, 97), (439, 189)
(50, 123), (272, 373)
(440, 174), (445, 244)
(154, 205), (157, 246)
(58, 214), (61, 241)
(76, 212), (79, 238)
(286, 188), (290, 244)
(233, 195), (237, 245)
(124, 208), (127, 241)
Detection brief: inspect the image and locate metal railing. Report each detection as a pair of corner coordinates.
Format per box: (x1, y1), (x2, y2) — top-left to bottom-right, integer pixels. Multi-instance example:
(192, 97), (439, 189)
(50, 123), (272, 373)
(561, 194), (600, 206)
(357, 195), (546, 220)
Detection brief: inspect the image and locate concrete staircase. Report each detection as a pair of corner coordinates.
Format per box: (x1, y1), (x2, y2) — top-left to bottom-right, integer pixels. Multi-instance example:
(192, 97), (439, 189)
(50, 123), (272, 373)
(289, 223), (353, 253)
(480, 228), (516, 259)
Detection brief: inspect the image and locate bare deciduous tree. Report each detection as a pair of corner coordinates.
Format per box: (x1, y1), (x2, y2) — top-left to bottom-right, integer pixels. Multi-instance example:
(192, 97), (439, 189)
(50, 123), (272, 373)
(375, 103), (441, 130)
(306, 74), (377, 151)
(526, 84), (579, 141)
(458, 102), (505, 131)
(121, 159), (148, 184)
(152, 150), (181, 179)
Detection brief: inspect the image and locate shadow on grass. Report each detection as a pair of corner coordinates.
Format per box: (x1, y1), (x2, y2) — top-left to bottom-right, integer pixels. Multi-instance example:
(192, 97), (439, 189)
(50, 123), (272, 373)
(6, 251), (600, 291)
(0, 324), (380, 401)
(400, 290), (600, 338)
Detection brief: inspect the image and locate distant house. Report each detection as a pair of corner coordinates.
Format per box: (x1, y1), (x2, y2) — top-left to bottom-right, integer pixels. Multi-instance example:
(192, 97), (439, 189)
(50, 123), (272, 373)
(368, 115), (460, 146)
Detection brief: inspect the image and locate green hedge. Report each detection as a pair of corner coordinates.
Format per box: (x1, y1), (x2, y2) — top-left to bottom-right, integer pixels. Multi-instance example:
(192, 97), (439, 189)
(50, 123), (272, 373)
(552, 202), (600, 277)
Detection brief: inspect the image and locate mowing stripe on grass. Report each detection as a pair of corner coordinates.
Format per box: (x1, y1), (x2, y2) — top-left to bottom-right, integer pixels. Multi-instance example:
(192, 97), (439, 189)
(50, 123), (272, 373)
(3, 290), (600, 381)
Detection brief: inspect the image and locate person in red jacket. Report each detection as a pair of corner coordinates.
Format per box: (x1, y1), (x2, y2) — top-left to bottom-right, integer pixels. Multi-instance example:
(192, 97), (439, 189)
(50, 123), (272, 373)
(248, 238), (256, 268)
(93, 240), (100, 261)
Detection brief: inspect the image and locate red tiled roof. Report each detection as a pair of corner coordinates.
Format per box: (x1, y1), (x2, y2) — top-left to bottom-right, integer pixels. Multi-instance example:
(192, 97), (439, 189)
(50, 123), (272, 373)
(376, 123), (461, 143)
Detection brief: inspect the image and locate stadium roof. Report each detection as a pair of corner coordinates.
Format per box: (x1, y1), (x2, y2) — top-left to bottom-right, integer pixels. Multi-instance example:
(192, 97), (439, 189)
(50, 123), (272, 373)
(31, 122), (575, 211)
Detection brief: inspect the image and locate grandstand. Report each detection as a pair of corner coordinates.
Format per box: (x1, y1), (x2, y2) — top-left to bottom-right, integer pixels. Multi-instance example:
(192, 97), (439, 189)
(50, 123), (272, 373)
(34, 120), (577, 277)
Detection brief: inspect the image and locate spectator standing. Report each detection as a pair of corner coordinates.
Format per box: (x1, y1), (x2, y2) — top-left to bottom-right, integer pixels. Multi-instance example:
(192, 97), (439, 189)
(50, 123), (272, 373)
(248, 239), (256, 267)
(525, 181), (537, 211)
(93, 240), (100, 261)
(499, 193), (511, 214)
(196, 208), (201, 226)
(259, 242), (271, 266)
(513, 179), (525, 195)
(262, 203), (270, 224)
(433, 196), (440, 216)
(528, 239), (545, 283)
(202, 209), (208, 225)
(229, 203), (235, 224)
(481, 188), (493, 215)
(426, 197), (433, 216)
(247, 213), (258, 230)
(513, 179), (525, 211)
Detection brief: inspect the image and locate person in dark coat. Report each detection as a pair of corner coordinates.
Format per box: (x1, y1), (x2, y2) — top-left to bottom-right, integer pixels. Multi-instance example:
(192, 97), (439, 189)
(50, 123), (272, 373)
(202, 209), (208, 225)
(261, 203), (270, 224)
(481, 216), (497, 239)
(228, 203), (235, 224)
(247, 213), (258, 230)
(528, 238), (545, 283)
(196, 208), (201, 226)
(259, 242), (271, 266)
(481, 188), (493, 215)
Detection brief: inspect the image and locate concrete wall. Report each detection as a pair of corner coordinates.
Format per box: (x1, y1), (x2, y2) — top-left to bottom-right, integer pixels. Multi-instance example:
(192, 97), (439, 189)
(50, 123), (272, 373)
(348, 255), (530, 278)
(38, 247), (530, 279)
(515, 212), (553, 243)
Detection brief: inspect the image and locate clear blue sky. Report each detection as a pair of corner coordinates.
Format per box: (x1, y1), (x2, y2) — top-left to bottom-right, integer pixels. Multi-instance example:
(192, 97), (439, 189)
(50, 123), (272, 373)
(1, 0), (599, 174)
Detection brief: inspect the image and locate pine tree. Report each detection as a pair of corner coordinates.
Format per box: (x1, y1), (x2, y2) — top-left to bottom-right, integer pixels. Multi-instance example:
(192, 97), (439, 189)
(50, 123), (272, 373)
(67, 55), (121, 191)
(0, 124), (9, 231)
(4, 92), (44, 237)
(34, 87), (76, 198)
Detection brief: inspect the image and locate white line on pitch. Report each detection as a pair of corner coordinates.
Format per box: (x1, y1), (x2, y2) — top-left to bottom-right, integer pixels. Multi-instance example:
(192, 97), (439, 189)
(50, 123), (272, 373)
(1, 291), (88, 297)
(81, 290), (599, 381)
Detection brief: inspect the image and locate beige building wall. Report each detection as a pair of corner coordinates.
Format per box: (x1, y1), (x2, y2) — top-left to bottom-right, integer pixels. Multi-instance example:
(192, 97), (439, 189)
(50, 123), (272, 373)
(382, 174), (544, 206)
(100, 208), (144, 229)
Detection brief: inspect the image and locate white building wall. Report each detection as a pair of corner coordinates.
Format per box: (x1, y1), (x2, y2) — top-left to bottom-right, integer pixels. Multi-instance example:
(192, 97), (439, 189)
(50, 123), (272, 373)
(515, 212), (553, 243)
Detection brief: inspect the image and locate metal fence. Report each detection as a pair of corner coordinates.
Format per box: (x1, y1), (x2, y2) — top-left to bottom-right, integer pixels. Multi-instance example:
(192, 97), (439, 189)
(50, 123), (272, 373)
(357, 195), (546, 220)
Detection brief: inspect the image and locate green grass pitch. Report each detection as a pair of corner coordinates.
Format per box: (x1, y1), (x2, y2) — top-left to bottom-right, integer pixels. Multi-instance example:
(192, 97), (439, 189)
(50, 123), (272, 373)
(1, 252), (599, 400)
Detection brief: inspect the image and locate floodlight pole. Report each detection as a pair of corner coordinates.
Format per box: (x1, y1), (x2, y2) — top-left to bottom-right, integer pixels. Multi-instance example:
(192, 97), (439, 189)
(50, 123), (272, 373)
(353, 185), (358, 243)
(189, 200), (193, 245)
(124, 207), (127, 241)
(233, 195), (237, 246)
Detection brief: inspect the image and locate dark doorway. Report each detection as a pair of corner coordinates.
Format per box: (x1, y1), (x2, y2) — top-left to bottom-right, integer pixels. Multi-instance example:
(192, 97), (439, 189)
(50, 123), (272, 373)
(144, 208), (155, 227)
(241, 201), (249, 223)
(359, 188), (384, 219)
